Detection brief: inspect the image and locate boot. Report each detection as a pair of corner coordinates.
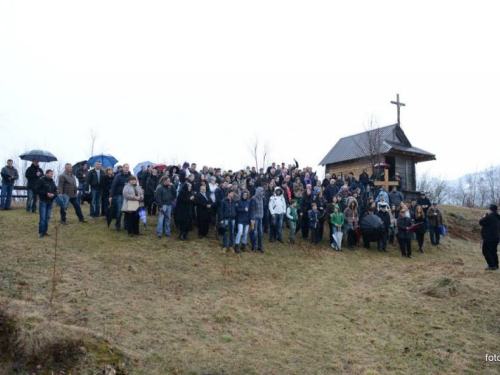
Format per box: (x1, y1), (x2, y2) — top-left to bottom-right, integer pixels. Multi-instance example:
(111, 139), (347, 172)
(234, 244), (240, 253)
(241, 244), (246, 252)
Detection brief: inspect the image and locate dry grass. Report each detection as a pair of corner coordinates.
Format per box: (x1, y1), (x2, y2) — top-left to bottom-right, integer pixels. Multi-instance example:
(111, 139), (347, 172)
(0, 203), (499, 374)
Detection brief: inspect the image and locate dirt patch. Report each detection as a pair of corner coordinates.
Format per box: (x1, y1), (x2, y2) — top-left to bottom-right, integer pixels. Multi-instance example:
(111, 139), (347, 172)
(421, 277), (461, 299)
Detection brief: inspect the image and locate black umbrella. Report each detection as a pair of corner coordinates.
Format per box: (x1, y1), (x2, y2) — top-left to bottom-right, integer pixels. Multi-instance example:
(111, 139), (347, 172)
(19, 150), (57, 162)
(360, 214), (385, 238)
(107, 200), (115, 228)
(72, 160), (88, 175)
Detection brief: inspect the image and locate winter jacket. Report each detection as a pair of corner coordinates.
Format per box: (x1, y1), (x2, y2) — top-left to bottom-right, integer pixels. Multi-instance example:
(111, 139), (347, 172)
(286, 205), (299, 222)
(236, 197), (251, 225)
(35, 177), (58, 202)
(397, 216), (413, 240)
(480, 213), (500, 241)
(194, 192), (213, 221)
(324, 184), (338, 203)
(389, 190), (404, 207)
(249, 187), (264, 220)
(145, 175), (160, 197)
(76, 168), (88, 184)
(269, 188), (287, 215)
(359, 172), (370, 186)
(343, 206), (359, 229)
(220, 197), (237, 219)
(308, 209), (320, 228)
(110, 172), (132, 197)
(414, 215), (426, 234)
(86, 168), (105, 190)
(427, 208), (443, 227)
(58, 171), (79, 198)
(417, 197), (432, 214)
(376, 210), (391, 232)
(122, 183), (144, 212)
(155, 184), (177, 206)
(1, 166), (19, 184)
(175, 187), (194, 223)
(330, 212), (344, 227)
(301, 191), (313, 215)
(101, 175), (114, 197)
(25, 164), (43, 190)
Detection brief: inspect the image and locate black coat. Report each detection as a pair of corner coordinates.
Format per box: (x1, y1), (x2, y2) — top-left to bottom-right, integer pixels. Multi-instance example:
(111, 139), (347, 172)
(25, 164), (43, 190)
(194, 193), (213, 221)
(480, 213), (500, 241)
(397, 216), (413, 240)
(376, 210), (391, 232)
(175, 189), (193, 223)
(145, 175), (160, 197)
(35, 177), (58, 202)
(101, 175), (114, 197)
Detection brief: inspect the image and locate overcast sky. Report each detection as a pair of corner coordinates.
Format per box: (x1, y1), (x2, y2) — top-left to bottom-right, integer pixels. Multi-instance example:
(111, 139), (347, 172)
(1, 0), (499, 180)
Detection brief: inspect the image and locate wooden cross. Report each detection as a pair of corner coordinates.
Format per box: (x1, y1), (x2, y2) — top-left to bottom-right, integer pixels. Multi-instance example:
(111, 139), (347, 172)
(374, 173), (399, 192)
(391, 93), (406, 126)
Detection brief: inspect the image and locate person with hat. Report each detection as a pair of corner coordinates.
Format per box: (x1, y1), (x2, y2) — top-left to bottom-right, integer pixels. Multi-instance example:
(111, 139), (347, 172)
(428, 203), (443, 246)
(479, 204), (500, 270)
(417, 192), (431, 216)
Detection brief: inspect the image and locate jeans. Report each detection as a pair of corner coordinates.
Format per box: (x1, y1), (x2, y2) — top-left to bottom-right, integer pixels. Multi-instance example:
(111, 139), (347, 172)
(1, 183), (13, 209)
(430, 226), (441, 245)
(26, 189), (38, 212)
(222, 219), (235, 248)
(235, 223), (249, 244)
(39, 200), (53, 235)
(114, 195), (124, 229)
(60, 197), (84, 222)
(90, 189), (102, 218)
(269, 213), (284, 241)
(287, 220), (296, 242)
(156, 204), (172, 236)
(250, 218), (263, 250)
(78, 182), (85, 203)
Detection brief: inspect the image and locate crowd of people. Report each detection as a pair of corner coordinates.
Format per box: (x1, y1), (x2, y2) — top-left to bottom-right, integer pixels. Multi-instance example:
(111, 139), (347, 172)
(1, 158), (498, 269)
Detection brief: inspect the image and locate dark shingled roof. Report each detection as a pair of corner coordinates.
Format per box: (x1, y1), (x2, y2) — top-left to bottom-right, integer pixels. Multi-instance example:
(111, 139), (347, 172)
(319, 124), (435, 165)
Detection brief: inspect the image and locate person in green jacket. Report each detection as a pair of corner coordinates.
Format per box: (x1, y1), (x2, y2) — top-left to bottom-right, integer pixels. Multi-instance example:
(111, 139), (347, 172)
(286, 199), (299, 244)
(330, 206), (344, 251)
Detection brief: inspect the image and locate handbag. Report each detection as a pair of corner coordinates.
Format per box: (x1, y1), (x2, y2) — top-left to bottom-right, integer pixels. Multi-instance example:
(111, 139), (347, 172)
(127, 200), (140, 212)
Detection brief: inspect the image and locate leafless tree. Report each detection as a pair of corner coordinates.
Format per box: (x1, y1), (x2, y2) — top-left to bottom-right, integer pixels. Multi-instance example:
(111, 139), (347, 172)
(431, 176), (449, 204)
(89, 128), (98, 156)
(353, 115), (384, 174)
(248, 134), (260, 171)
(262, 141), (271, 171)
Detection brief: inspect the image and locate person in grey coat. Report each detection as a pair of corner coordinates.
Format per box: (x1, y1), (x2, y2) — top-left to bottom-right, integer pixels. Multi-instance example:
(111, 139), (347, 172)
(249, 186), (265, 252)
(389, 187), (404, 208)
(1, 159), (19, 210)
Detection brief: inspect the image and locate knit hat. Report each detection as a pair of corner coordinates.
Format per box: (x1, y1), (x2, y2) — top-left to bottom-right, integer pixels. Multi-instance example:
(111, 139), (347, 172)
(489, 204), (498, 212)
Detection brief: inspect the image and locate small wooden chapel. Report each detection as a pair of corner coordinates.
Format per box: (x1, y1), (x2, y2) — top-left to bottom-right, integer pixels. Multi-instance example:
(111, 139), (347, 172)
(318, 95), (436, 197)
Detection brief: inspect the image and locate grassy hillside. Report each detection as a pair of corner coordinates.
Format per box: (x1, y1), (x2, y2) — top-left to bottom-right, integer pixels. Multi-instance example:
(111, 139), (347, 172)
(0, 203), (498, 374)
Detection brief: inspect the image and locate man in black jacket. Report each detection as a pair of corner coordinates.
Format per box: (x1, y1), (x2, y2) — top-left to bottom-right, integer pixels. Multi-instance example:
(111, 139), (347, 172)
(144, 169), (160, 216)
(25, 159), (43, 213)
(194, 185), (213, 238)
(109, 164), (132, 231)
(85, 161), (105, 218)
(376, 203), (391, 252)
(480, 204), (500, 270)
(1, 159), (19, 210)
(35, 170), (58, 238)
(76, 162), (88, 204)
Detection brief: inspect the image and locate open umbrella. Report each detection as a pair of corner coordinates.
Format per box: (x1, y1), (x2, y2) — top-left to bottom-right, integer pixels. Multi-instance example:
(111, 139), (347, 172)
(360, 214), (385, 239)
(72, 160), (88, 175)
(88, 154), (118, 168)
(134, 161), (155, 176)
(153, 163), (168, 172)
(374, 163), (391, 169)
(19, 150), (57, 162)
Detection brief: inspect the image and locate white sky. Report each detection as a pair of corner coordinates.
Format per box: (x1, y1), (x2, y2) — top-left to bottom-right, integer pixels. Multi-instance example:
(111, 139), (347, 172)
(1, 0), (499, 180)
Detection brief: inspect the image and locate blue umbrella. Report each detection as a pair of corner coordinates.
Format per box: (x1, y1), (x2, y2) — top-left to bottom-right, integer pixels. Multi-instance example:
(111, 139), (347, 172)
(87, 154), (118, 168)
(134, 161), (155, 176)
(19, 150), (58, 162)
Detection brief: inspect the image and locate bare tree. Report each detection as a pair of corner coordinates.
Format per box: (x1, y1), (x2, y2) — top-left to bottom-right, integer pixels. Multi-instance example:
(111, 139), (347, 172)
(89, 128), (98, 156)
(431, 176), (449, 204)
(248, 134), (260, 171)
(416, 170), (432, 194)
(262, 141), (271, 171)
(353, 115), (385, 174)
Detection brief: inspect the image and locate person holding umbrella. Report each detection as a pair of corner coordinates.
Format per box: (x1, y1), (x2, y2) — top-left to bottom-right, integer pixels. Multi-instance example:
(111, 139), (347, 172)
(25, 159), (43, 213)
(86, 161), (105, 219)
(1, 159), (19, 210)
(35, 169), (58, 238)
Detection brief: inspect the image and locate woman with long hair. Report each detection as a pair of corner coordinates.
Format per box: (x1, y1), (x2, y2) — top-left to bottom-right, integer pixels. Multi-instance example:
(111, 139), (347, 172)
(414, 205), (426, 253)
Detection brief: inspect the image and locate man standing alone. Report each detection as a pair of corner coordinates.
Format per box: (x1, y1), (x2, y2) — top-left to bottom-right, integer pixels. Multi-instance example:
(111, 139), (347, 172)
(25, 159), (43, 213)
(1, 159), (19, 210)
(480, 204), (500, 271)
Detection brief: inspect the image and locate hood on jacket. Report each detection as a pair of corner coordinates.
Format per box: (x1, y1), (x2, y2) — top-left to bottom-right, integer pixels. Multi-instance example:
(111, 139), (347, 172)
(240, 190), (250, 200)
(255, 187), (264, 196)
(274, 186), (283, 195)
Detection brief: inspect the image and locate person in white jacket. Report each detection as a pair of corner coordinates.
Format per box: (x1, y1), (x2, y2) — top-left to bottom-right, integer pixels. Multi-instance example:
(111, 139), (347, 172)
(269, 186), (287, 243)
